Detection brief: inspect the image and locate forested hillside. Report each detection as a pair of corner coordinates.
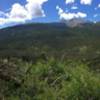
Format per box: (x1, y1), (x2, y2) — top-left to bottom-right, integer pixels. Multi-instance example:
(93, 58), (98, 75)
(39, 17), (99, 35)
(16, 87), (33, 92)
(0, 23), (100, 60)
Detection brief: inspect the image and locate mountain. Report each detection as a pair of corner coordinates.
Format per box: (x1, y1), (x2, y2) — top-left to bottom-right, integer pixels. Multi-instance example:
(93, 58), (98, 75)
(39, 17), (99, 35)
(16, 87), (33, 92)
(0, 22), (100, 60)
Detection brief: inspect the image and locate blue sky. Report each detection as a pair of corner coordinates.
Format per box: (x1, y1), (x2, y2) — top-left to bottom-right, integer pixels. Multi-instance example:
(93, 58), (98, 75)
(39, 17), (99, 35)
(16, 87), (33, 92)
(0, 0), (100, 28)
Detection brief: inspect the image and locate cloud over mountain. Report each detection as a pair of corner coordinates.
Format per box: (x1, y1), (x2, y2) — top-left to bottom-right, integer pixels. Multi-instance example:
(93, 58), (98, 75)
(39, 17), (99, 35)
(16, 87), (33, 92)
(56, 5), (87, 27)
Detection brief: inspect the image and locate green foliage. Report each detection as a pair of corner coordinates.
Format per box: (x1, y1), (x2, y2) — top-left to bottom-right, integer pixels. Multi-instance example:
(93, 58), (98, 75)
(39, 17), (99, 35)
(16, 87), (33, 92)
(0, 58), (99, 100)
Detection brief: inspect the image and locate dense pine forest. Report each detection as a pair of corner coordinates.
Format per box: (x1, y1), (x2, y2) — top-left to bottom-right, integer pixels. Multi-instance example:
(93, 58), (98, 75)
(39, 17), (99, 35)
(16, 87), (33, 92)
(0, 23), (100, 100)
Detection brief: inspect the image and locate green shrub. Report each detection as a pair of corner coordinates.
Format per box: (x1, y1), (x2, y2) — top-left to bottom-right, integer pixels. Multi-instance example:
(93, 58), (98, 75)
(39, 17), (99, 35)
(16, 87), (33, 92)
(1, 58), (100, 100)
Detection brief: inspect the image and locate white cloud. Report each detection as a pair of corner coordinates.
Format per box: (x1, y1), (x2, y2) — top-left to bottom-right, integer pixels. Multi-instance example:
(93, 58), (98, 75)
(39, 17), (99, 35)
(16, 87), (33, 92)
(0, 11), (6, 17)
(25, 0), (47, 18)
(80, 0), (92, 5)
(60, 12), (87, 20)
(56, 6), (63, 15)
(56, 6), (87, 27)
(66, 0), (75, 4)
(0, 17), (25, 25)
(71, 6), (78, 10)
(56, 6), (87, 21)
(0, 18), (7, 25)
(8, 3), (28, 20)
(98, 4), (100, 8)
(0, 0), (48, 26)
(95, 4), (100, 10)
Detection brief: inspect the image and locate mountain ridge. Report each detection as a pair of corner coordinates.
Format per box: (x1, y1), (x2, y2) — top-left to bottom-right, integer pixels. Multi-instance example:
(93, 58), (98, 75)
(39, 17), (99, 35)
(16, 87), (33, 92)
(0, 22), (100, 59)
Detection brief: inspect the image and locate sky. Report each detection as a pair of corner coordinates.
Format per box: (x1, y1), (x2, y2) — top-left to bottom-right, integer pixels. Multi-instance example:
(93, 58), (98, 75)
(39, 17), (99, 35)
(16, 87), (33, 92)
(0, 0), (100, 28)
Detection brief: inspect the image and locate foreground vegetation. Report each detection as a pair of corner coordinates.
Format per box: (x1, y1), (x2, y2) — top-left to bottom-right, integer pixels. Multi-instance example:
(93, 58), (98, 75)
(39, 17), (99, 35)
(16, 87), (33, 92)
(0, 58), (100, 100)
